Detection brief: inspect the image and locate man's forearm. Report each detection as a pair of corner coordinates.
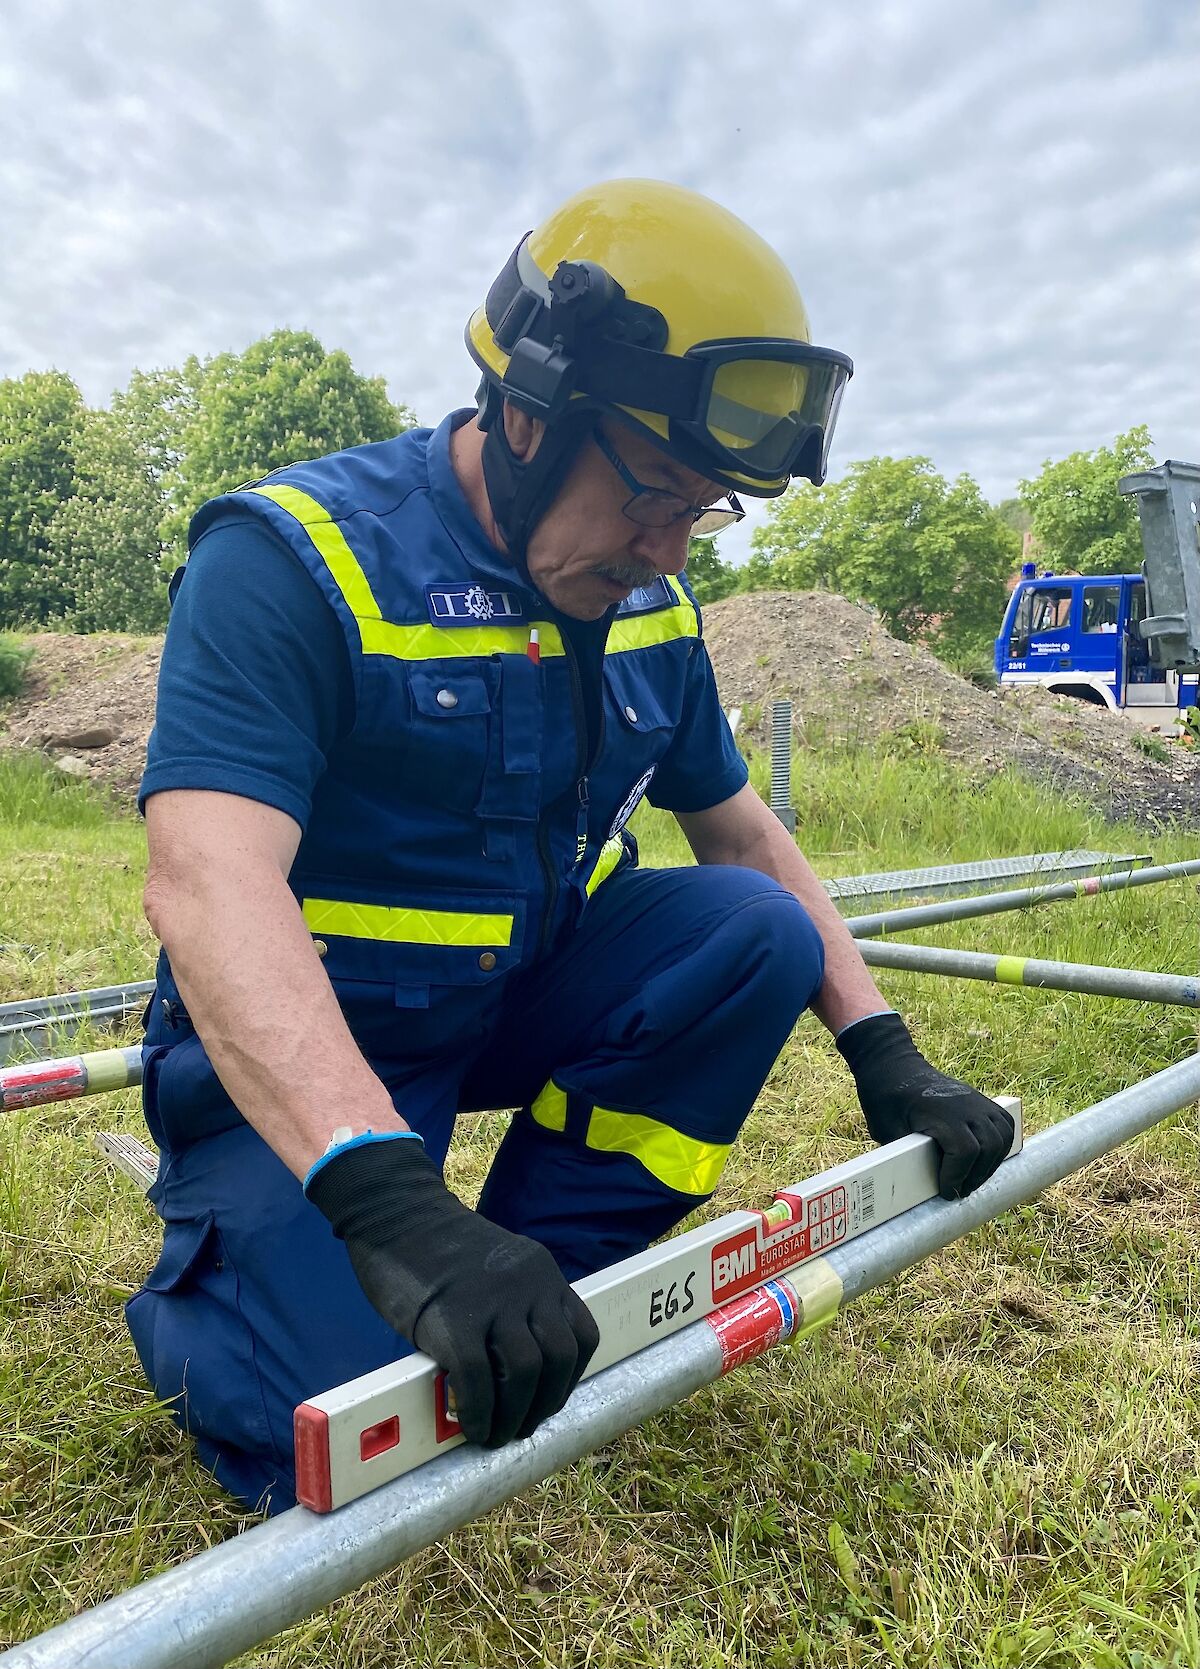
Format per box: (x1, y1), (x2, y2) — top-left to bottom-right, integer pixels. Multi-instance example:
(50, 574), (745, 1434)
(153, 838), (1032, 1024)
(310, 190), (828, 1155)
(145, 860), (409, 1180)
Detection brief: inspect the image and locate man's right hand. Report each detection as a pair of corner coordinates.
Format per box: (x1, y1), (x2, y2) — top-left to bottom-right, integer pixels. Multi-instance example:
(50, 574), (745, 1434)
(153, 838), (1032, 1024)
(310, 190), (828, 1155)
(305, 1134), (599, 1447)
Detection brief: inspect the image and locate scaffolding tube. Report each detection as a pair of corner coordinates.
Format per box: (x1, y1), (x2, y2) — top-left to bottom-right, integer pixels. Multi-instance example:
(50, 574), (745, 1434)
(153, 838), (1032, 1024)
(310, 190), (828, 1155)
(846, 856), (1200, 939)
(0, 853), (1153, 1065)
(0, 1045), (142, 1114)
(8, 1050), (1200, 1669)
(860, 939), (1200, 1007)
(5, 858), (1200, 1118)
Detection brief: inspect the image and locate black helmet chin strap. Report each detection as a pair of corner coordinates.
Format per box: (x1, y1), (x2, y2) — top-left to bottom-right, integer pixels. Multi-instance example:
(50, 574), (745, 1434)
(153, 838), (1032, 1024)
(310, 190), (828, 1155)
(478, 382), (595, 569)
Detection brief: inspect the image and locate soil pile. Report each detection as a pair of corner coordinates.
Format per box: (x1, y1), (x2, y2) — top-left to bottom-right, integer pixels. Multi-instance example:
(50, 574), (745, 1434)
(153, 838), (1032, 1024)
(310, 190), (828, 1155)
(4, 593), (1200, 829)
(0, 633), (160, 800)
(703, 590), (1200, 829)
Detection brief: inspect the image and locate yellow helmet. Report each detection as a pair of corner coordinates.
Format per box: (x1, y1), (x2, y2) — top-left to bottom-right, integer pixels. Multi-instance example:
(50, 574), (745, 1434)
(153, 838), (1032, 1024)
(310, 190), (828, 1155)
(467, 178), (852, 502)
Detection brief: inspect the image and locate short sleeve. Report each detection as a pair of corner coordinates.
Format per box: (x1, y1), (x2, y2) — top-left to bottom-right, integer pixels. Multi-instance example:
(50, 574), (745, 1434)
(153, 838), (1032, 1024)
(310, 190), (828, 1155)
(646, 638), (749, 814)
(139, 516), (354, 828)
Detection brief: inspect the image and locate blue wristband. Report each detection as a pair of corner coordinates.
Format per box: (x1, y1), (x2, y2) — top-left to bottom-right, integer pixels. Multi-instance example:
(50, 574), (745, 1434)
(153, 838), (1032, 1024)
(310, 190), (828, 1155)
(833, 1009), (899, 1044)
(302, 1128), (424, 1195)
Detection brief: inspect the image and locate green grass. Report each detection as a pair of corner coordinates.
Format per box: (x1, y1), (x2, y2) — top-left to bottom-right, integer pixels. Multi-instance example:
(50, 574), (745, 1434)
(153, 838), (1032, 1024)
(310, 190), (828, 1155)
(2, 748), (1200, 1666)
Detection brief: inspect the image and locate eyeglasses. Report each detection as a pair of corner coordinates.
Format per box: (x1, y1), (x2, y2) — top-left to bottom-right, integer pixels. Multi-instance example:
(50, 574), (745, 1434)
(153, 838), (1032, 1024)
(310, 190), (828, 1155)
(592, 428), (745, 537)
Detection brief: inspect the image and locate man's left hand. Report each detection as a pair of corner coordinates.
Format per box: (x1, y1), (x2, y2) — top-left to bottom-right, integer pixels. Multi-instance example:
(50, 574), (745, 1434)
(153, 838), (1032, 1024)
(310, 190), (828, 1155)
(836, 1011), (1015, 1200)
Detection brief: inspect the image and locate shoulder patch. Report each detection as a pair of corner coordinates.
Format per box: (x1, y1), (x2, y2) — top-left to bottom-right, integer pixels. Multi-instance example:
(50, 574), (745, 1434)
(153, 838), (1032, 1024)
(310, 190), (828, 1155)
(615, 576), (675, 617)
(426, 584), (525, 625)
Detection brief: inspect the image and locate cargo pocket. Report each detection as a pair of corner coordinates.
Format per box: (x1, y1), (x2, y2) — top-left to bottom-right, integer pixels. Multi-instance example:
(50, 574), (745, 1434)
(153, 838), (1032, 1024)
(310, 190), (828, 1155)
(404, 667), (496, 813)
(126, 1212), (278, 1465)
(301, 880), (528, 1056)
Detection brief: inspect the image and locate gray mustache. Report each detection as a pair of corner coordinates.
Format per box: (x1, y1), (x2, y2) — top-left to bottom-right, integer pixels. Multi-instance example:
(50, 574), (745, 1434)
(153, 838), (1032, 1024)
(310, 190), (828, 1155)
(595, 564), (659, 589)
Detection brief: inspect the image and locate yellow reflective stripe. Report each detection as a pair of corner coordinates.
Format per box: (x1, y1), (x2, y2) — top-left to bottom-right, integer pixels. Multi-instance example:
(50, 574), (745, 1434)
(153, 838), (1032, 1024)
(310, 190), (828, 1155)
(249, 484), (383, 624)
(531, 1081), (568, 1132)
(584, 836), (624, 899)
(246, 483), (568, 660)
(302, 898), (512, 948)
(606, 576), (698, 656)
(586, 1107), (730, 1196)
(995, 956), (1027, 986)
(359, 618), (566, 660)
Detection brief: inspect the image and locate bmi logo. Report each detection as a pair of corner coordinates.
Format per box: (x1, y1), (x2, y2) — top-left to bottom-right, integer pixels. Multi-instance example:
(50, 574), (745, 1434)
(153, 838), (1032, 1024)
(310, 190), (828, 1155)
(712, 1235), (757, 1293)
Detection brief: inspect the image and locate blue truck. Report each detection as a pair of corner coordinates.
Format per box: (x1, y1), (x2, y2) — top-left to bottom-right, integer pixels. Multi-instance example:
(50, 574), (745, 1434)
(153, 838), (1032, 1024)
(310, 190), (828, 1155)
(995, 568), (1199, 717)
(995, 461), (1200, 722)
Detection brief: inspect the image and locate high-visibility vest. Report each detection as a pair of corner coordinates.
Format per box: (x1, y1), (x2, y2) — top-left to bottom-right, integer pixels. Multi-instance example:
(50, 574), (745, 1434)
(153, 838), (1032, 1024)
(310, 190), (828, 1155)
(184, 411), (702, 1012)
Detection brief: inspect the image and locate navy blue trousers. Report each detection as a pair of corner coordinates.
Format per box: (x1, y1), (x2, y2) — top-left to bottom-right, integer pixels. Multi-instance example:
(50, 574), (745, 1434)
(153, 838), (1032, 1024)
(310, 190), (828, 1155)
(126, 865), (824, 1511)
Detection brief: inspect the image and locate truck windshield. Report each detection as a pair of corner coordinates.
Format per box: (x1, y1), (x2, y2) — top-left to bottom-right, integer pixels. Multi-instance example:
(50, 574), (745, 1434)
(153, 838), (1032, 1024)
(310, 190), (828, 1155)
(1028, 587), (1073, 633)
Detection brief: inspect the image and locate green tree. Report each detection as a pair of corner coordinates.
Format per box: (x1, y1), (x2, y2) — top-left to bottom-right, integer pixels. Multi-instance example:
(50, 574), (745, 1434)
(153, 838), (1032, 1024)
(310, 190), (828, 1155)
(684, 536), (738, 604)
(47, 405), (171, 632)
(1018, 426), (1155, 575)
(994, 497), (1032, 537)
(167, 330), (415, 554)
(751, 455), (1019, 652)
(0, 370), (84, 624)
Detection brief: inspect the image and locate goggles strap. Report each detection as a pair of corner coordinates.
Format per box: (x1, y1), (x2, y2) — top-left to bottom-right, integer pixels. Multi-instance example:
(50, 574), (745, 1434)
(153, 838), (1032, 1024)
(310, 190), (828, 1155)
(478, 385), (595, 561)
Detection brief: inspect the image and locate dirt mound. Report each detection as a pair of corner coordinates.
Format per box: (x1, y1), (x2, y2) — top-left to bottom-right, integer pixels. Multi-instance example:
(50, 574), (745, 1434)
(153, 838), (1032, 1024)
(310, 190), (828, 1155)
(4, 595), (1200, 829)
(0, 633), (161, 801)
(704, 591), (1200, 829)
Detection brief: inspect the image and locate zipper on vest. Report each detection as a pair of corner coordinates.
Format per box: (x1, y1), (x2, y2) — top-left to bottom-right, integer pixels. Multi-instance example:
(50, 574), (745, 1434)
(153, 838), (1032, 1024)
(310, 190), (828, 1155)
(535, 632), (588, 958)
(534, 618), (611, 958)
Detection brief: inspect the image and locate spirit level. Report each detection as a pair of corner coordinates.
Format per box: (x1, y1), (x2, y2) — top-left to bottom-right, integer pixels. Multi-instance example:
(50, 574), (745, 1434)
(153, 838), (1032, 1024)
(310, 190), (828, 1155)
(294, 1097), (1021, 1511)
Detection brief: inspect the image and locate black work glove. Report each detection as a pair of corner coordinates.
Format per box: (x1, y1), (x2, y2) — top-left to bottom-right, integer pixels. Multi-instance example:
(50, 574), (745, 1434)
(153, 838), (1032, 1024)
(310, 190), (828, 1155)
(306, 1136), (599, 1447)
(836, 1012), (1015, 1200)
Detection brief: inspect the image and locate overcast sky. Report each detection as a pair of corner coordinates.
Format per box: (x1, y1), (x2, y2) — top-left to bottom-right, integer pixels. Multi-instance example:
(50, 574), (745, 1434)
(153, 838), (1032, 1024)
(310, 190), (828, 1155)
(1, 0), (1196, 563)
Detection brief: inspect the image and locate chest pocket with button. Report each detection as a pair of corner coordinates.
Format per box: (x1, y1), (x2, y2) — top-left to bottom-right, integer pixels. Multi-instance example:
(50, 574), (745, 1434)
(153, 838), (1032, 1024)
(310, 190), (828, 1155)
(402, 667), (496, 815)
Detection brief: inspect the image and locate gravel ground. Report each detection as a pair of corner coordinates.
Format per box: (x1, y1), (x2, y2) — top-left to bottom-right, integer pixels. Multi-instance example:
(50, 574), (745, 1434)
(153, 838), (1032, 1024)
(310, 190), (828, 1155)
(4, 597), (1200, 830)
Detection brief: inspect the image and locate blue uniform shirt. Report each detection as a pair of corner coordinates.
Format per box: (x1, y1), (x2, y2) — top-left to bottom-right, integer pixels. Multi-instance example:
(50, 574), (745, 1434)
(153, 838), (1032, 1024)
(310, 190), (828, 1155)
(142, 507), (746, 831)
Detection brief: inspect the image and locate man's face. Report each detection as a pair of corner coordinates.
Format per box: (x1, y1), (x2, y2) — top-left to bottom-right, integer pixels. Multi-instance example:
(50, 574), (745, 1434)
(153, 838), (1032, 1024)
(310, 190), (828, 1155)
(523, 418), (725, 620)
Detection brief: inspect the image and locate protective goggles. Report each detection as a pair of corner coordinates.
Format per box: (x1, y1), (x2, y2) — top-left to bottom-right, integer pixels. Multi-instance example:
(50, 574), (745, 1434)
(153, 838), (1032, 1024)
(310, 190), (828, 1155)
(663, 339), (852, 485)
(484, 244), (853, 486)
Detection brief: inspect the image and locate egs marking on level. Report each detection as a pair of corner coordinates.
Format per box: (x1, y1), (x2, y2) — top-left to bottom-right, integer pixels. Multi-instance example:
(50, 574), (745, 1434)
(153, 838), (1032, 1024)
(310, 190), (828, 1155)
(293, 1100), (1020, 1512)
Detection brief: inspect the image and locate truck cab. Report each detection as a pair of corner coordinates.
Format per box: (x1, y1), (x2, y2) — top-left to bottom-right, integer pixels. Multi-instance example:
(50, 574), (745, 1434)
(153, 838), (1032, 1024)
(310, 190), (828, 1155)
(995, 568), (1199, 718)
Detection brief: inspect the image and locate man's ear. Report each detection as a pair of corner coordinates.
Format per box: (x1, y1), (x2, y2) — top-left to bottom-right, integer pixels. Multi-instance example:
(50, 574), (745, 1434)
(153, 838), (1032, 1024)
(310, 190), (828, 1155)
(502, 401), (545, 463)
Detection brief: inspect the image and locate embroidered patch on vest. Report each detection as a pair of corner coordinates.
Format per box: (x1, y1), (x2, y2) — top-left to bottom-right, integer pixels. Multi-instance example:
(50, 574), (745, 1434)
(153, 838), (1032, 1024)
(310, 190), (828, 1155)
(615, 576), (675, 617)
(426, 584), (525, 624)
(607, 767), (657, 839)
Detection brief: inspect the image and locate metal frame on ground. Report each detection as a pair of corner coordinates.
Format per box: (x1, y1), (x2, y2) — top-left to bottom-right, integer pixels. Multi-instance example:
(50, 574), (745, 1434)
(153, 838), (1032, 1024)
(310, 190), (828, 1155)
(0, 853), (1150, 1063)
(7, 1058), (1200, 1669)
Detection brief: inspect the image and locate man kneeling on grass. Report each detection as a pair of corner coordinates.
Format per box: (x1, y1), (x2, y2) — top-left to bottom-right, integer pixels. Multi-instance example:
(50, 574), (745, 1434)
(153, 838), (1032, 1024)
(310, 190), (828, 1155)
(132, 178), (1014, 1511)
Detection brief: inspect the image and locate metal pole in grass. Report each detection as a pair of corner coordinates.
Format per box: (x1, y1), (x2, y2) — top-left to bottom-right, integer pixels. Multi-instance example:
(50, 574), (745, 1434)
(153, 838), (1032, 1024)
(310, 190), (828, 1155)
(0, 1045), (142, 1112)
(769, 700), (796, 834)
(0, 981), (154, 1065)
(9, 1051), (1200, 1669)
(6, 860), (1200, 1116)
(859, 939), (1200, 1007)
(846, 857), (1200, 939)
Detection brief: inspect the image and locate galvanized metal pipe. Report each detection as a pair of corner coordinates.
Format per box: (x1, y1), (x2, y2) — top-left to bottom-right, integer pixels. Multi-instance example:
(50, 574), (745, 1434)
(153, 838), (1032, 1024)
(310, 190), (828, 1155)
(0, 981), (154, 1064)
(9, 1050), (1200, 1669)
(846, 856), (1200, 939)
(826, 1047), (1200, 1301)
(0, 854), (1153, 1075)
(0, 1045), (142, 1113)
(860, 938), (1200, 1006)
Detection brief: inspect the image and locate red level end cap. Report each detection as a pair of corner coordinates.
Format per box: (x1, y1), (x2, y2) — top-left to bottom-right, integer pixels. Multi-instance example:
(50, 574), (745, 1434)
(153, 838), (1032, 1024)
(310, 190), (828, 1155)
(293, 1402), (333, 1513)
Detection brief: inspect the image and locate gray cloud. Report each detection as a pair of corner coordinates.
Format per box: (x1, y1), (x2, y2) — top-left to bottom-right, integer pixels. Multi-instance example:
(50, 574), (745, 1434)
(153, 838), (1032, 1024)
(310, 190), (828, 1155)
(1, 0), (1195, 575)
